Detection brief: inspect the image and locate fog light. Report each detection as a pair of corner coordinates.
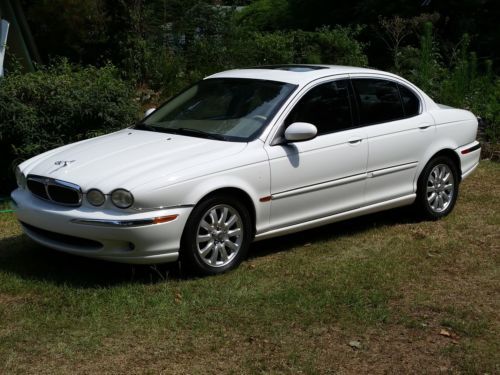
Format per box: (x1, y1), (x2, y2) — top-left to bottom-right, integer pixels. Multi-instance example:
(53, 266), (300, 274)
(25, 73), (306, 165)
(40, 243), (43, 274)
(87, 189), (105, 206)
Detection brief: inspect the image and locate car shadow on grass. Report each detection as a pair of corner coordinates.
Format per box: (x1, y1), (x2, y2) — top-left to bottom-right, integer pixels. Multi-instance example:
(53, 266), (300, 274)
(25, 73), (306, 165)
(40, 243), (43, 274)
(0, 206), (422, 287)
(249, 206), (423, 259)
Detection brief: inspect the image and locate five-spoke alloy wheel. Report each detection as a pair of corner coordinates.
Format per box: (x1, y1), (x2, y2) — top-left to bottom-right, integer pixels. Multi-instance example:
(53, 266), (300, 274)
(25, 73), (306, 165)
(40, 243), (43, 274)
(182, 194), (252, 275)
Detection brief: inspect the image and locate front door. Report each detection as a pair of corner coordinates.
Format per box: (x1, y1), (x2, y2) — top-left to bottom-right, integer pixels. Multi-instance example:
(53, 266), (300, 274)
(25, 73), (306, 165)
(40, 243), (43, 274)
(264, 79), (368, 230)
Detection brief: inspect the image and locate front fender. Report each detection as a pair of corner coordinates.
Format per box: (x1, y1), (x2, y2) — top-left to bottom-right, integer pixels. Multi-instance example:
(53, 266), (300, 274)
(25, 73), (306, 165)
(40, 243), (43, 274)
(134, 160), (271, 233)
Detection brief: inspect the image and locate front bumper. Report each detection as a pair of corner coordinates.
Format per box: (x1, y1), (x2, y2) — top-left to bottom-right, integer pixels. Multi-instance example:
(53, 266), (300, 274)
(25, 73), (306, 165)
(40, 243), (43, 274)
(11, 188), (193, 264)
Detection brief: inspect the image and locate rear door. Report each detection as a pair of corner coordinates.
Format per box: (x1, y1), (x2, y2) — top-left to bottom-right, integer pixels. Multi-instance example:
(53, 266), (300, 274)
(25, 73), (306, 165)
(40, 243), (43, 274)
(350, 77), (435, 205)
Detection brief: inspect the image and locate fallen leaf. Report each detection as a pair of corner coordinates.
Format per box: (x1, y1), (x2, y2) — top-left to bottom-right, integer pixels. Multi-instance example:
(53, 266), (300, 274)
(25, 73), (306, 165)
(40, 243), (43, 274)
(439, 329), (452, 337)
(349, 340), (361, 349)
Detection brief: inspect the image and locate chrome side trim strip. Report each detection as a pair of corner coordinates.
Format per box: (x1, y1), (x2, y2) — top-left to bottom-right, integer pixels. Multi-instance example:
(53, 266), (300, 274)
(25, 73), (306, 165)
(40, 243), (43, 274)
(132, 204), (195, 212)
(368, 162), (418, 178)
(272, 173), (368, 200)
(271, 162), (419, 200)
(71, 218), (159, 227)
(255, 194), (416, 241)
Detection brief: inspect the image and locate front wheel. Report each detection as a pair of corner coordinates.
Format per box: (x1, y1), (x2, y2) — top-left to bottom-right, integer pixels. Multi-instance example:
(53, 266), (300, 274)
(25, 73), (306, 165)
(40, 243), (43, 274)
(181, 194), (252, 275)
(416, 156), (460, 220)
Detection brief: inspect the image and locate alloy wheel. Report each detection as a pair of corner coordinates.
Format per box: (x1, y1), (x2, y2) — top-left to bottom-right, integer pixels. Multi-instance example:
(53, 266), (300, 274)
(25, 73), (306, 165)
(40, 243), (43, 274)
(196, 204), (243, 267)
(426, 164), (454, 213)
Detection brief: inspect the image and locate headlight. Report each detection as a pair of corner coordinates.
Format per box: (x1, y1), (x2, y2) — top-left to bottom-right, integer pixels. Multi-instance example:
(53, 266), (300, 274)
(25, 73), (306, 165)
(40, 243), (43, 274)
(87, 189), (105, 206)
(111, 189), (134, 209)
(15, 166), (27, 189)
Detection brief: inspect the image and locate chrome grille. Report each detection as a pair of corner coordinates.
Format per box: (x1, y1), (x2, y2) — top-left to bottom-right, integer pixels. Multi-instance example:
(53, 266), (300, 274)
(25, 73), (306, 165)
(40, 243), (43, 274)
(27, 175), (82, 206)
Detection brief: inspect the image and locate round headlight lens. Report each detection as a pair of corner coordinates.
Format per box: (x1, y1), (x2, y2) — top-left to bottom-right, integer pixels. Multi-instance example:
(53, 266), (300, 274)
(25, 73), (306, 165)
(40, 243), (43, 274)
(111, 189), (134, 209)
(15, 166), (27, 189)
(87, 189), (105, 206)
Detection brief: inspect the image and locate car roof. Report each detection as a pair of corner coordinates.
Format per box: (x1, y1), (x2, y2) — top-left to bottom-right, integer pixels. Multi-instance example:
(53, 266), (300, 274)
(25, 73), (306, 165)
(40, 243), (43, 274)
(205, 65), (398, 85)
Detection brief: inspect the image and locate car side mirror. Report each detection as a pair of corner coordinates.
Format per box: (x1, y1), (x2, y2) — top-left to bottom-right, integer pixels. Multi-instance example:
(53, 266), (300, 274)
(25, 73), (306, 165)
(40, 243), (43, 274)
(144, 108), (156, 118)
(284, 122), (318, 142)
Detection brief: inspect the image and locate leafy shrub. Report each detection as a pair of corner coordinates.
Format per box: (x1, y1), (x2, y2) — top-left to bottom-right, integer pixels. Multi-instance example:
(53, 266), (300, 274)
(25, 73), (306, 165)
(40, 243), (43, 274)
(231, 31), (296, 66)
(235, 0), (292, 31)
(401, 22), (444, 99)
(398, 25), (499, 144)
(438, 39), (499, 142)
(229, 26), (368, 68)
(0, 60), (139, 193)
(124, 23), (368, 104)
(480, 78), (500, 143)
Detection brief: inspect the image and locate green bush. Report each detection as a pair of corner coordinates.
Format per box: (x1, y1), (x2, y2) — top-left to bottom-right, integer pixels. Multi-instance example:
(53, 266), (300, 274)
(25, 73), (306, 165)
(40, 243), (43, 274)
(226, 26), (368, 68)
(438, 40), (500, 142)
(480, 78), (500, 143)
(234, 27), (368, 67)
(126, 24), (368, 102)
(232, 31), (296, 66)
(398, 26), (499, 144)
(399, 22), (444, 99)
(0, 60), (139, 193)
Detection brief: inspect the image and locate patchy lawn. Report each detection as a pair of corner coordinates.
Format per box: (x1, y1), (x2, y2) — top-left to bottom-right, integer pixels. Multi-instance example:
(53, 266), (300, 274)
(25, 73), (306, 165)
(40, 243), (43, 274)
(0, 162), (498, 374)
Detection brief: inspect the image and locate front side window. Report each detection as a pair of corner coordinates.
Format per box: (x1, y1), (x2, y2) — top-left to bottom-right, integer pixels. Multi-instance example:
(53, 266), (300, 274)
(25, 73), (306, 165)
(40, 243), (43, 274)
(136, 78), (297, 142)
(352, 79), (404, 125)
(285, 79), (354, 135)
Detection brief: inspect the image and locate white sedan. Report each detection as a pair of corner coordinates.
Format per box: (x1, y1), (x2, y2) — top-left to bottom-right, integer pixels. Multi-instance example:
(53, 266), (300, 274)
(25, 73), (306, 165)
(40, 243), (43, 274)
(12, 65), (481, 275)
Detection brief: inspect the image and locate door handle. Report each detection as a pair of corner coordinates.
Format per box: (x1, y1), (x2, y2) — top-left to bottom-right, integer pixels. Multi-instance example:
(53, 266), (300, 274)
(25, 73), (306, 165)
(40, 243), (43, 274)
(418, 124), (432, 130)
(348, 138), (362, 144)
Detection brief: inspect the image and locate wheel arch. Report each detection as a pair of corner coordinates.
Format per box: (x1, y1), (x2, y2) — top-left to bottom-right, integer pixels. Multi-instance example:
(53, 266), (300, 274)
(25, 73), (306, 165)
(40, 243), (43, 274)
(419, 148), (462, 183)
(192, 187), (257, 237)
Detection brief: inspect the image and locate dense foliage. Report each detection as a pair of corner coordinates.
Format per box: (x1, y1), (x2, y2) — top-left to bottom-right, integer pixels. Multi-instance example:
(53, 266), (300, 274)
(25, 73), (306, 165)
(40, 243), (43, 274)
(0, 61), (138, 190)
(0, 0), (498, 193)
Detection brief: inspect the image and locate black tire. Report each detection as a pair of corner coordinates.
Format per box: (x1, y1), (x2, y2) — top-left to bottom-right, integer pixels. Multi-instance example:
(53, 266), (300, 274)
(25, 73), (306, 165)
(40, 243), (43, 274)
(180, 194), (253, 276)
(416, 155), (460, 220)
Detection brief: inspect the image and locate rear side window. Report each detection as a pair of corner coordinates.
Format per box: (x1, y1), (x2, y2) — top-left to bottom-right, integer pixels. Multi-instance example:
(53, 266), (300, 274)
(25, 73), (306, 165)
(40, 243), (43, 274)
(398, 84), (420, 117)
(285, 79), (353, 135)
(352, 79), (404, 125)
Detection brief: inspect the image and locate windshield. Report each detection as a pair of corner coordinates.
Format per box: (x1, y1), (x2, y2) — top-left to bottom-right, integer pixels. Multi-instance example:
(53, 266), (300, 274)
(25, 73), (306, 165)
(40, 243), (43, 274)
(136, 78), (297, 142)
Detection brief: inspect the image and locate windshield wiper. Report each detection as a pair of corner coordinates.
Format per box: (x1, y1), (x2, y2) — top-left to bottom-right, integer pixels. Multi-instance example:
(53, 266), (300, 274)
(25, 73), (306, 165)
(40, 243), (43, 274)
(135, 124), (228, 140)
(134, 123), (159, 132)
(175, 128), (228, 141)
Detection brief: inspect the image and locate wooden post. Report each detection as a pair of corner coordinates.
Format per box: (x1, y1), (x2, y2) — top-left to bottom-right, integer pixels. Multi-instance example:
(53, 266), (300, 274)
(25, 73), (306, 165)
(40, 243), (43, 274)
(0, 19), (10, 77)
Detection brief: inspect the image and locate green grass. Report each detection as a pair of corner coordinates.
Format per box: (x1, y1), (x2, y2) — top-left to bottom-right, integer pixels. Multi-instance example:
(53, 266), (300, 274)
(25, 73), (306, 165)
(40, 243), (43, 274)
(0, 162), (499, 374)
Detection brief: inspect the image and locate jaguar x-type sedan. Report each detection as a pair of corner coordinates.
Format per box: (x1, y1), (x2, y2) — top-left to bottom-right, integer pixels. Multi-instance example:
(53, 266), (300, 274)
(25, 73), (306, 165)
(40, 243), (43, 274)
(12, 65), (481, 275)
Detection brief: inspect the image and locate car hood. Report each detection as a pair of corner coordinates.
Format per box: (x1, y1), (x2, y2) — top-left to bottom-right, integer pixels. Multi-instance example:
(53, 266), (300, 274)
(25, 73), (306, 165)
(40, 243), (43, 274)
(22, 129), (248, 192)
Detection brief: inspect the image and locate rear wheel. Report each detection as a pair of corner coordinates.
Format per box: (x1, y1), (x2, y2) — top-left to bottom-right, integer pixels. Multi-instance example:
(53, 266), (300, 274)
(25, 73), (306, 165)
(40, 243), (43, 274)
(181, 194), (252, 275)
(416, 156), (459, 220)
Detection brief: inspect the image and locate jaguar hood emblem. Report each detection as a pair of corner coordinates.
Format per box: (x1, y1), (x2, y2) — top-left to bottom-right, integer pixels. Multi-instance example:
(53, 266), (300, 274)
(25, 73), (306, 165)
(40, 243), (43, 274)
(50, 160), (76, 173)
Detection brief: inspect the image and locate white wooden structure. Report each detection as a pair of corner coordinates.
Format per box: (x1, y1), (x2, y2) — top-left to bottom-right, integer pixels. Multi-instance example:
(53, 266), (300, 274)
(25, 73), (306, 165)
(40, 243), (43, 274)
(0, 19), (9, 77)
